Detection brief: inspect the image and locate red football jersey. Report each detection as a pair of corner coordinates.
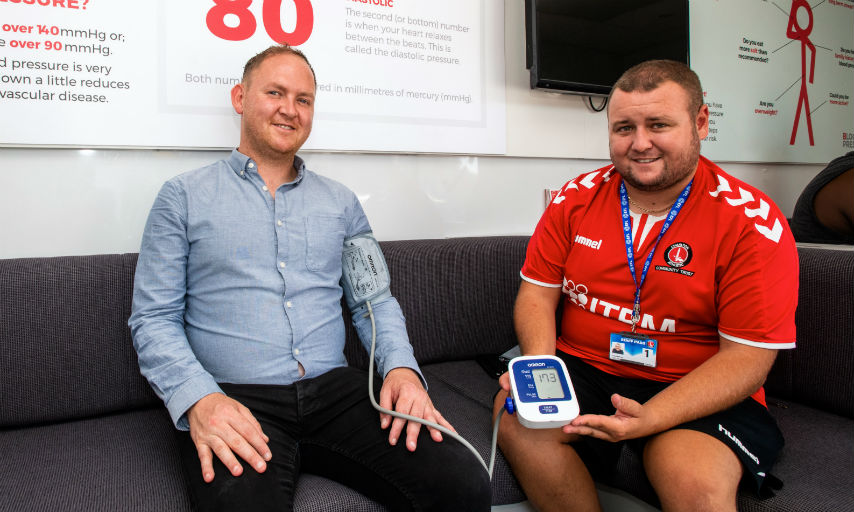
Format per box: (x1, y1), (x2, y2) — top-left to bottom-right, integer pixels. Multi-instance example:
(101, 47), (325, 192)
(521, 156), (798, 406)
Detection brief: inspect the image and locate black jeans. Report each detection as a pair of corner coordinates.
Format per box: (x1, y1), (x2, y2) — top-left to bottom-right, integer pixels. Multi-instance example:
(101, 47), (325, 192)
(176, 366), (491, 511)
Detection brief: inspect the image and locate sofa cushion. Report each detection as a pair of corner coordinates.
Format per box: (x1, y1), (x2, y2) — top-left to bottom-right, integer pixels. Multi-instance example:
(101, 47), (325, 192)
(0, 407), (395, 512)
(295, 475), (388, 512)
(0, 408), (193, 511)
(765, 247), (854, 419)
(0, 254), (157, 428)
(738, 398), (854, 511)
(2, 237), (850, 512)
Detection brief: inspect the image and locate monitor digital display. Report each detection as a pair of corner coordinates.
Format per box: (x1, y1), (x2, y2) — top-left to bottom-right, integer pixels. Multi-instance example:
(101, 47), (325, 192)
(532, 368), (565, 399)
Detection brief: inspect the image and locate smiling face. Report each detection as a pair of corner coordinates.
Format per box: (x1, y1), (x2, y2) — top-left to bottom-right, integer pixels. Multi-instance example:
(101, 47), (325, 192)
(231, 52), (315, 166)
(607, 80), (709, 194)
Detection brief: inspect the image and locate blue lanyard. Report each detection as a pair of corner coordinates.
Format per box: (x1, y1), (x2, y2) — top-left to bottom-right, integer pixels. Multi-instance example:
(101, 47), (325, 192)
(620, 180), (692, 332)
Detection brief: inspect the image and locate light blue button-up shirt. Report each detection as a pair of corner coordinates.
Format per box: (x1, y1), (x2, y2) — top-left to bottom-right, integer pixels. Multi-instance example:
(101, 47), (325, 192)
(129, 150), (419, 429)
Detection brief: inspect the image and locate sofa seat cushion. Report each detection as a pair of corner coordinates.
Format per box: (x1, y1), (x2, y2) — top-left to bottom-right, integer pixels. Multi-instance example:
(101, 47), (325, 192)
(0, 408), (192, 512)
(294, 475), (387, 512)
(0, 408), (398, 512)
(736, 398), (854, 512)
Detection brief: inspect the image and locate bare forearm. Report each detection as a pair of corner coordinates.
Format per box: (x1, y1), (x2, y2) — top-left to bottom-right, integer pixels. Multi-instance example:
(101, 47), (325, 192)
(641, 341), (777, 435)
(513, 281), (562, 356)
(565, 339), (780, 442)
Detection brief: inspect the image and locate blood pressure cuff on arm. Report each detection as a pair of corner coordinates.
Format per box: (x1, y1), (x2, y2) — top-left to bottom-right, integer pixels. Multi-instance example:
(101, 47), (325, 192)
(341, 232), (392, 311)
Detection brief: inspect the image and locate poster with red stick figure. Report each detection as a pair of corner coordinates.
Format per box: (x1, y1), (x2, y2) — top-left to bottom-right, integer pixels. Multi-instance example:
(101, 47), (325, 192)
(691, 0), (853, 163)
(786, 0), (816, 146)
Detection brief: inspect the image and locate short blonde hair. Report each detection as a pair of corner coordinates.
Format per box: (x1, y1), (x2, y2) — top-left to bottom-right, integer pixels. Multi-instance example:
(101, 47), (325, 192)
(242, 44), (316, 87)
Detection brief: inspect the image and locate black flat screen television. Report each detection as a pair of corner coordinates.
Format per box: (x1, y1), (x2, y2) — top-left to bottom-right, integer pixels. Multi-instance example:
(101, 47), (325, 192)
(526, 0), (690, 96)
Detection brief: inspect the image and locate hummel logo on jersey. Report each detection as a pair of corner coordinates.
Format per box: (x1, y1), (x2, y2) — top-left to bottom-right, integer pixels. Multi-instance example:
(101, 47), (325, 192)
(709, 174), (783, 243)
(574, 234), (603, 250)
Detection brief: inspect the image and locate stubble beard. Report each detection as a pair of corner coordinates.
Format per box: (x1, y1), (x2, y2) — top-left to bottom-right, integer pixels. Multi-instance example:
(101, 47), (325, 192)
(616, 130), (701, 193)
(243, 122), (302, 164)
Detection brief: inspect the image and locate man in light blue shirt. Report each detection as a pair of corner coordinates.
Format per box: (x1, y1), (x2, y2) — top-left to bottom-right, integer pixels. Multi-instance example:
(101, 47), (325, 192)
(129, 45), (490, 511)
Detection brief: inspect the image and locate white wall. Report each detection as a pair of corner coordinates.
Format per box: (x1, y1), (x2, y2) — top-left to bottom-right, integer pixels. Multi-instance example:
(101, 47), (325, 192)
(0, 1), (823, 259)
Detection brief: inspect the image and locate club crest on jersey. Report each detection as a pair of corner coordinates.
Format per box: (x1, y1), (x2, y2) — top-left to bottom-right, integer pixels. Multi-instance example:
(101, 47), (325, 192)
(665, 243), (692, 268)
(655, 242), (695, 277)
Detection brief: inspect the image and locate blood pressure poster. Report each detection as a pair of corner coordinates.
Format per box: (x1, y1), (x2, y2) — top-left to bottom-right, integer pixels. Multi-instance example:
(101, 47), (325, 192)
(0, 0), (506, 154)
(690, 0), (854, 163)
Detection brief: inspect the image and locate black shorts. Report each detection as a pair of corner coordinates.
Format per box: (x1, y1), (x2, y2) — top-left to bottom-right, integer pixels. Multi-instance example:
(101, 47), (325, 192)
(558, 351), (784, 498)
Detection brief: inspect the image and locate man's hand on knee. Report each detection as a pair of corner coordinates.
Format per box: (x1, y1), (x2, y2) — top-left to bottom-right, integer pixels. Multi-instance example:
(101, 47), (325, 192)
(187, 392), (272, 483)
(379, 367), (455, 452)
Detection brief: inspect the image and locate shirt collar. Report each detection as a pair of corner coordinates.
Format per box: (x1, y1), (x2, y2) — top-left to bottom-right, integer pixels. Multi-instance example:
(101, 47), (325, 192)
(228, 149), (306, 186)
(291, 155), (306, 185)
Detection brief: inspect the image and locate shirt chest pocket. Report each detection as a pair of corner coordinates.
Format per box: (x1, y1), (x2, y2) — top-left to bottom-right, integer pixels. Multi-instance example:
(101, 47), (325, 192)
(305, 215), (346, 272)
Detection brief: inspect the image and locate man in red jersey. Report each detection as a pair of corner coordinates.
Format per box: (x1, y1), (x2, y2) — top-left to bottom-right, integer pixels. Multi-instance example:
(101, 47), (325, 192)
(494, 60), (797, 512)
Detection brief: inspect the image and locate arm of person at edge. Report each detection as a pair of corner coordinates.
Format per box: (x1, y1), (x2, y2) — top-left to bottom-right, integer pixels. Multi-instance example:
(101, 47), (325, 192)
(562, 337), (777, 442)
(129, 181), (271, 484)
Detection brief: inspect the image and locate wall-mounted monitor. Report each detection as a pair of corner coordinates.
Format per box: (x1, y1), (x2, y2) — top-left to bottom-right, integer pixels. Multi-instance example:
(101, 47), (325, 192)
(525, 0), (690, 96)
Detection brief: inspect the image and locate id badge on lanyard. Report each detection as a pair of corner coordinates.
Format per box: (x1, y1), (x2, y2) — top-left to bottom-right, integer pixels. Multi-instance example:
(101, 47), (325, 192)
(608, 180), (692, 368)
(609, 332), (658, 367)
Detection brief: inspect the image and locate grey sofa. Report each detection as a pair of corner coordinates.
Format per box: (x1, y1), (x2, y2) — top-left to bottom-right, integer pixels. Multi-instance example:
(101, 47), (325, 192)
(1, 237), (852, 511)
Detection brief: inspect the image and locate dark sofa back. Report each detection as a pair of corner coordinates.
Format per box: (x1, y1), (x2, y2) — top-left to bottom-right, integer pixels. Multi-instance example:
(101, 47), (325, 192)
(0, 254), (157, 429)
(0, 238), (528, 429)
(764, 246), (854, 418)
(343, 237), (529, 368)
(1, 239), (851, 429)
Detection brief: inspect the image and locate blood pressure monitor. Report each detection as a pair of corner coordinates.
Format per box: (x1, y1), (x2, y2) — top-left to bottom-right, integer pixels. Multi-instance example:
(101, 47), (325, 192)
(508, 355), (579, 429)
